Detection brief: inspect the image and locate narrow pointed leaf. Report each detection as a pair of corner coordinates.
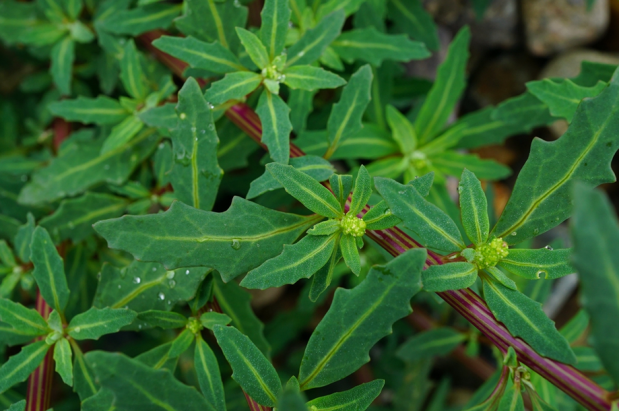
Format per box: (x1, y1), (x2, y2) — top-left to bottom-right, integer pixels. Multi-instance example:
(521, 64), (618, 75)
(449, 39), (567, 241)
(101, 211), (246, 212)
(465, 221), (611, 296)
(170, 77), (223, 211)
(396, 328), (467, 361)
(490, 92), (558, 135)
(459, 169), (489, 246)
(137, 310), (188, 330)
(571, 183), (619, 385)
(526, 78), (607, 122)
(67, 307), (136, 340)
(200, 312), (231, 330)
(204, 71), (263, 105)
(168, 328), (194, 358)
(49, 96), (129, 125)
(414, 27), (470, 144)
(286, 10), (345, 67)
(14, 214), (35, 262)
(498, 248), (573, 280)
(212, 276), (270, 356)
(387, 0), (439, 51)
(0, 341), (50, 394)
(30, 226), (70, 314)
(241, 233), (338, 289)
(375, 178), (465, 254)
(214, 325), (282, 407)
(306, 380), (384, 411)
(332, 27), (430, 66)
(307, 220), (340, 236)
(497, 379), (524, 411)
(93, 261), (208, 312)
(236, 27), (270, 70)
(120, 40), (148, 100)
(430, 151), (511, 181)
(362, 200), (402, 231)
(40, 192), (127, 243)
(94, 198), (318, 282)
(325, 65), (373, 158)
(339, 234), (360, 275)
(85, 351), (211, 410)
(283, 66), (345, 91)
(152, 35), (245, 74)
(0, 298), (48, 337)
(195, 336), (226, 411)
(72, 341), (99, 401)
(329, 174), (353, 209)
(299, 249), (426, 390)
(98, 3), (181, 36)
(482, 277), (575, 364)
(267, 163), (342, 217)
(349, 165), (372, 216)
(386, 104), (416, 154)
(54, 338), (73, 386)
(422, 262), (478, 292)
(101, 115), (144, 154)
(366, 157), (408, 179)
(492, 70), (618, 244)
(50, 36), (75, 95)
(138, 103), (177, 130)
(259, 0), (290, 59)
(309, 247), (341, 302)
(256, 90), (293, 164)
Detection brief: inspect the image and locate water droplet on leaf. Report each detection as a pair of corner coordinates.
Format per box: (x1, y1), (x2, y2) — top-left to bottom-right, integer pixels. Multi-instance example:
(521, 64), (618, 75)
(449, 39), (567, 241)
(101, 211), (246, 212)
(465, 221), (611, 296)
(231, 239), (241, 250)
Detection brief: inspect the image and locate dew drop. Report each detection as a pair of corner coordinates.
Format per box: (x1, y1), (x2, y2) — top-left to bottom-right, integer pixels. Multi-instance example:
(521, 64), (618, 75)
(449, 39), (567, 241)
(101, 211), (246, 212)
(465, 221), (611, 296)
(511, 232), (517, 236)
(544, 245), (553, 251)
(179, 113), (187, 120)
(152, 267), (157, 272)
(231, 239), (241, 250)
(133, 277), (141, 284)
(200, 129), (206, 134)
(191, 127), (197, 133)
(166, 271), (175, 280)
(138, 324), (142, 329)
(168, 280), (176, 288)
(297, 51), (305, 57)
(185, 270), (190, 275)
(158, 292), (165, 300)
(118, 284), (122, 289)
(398, 190), (405, 195)
(536, 270), (547, 279)
(74, 327), (81, 333)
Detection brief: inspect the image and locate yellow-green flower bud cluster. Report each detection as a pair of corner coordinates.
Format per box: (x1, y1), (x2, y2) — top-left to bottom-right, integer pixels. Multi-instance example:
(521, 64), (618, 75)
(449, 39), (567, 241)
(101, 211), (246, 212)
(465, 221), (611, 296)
(474, 237), (509, 269)
(340, 214), (366, 237)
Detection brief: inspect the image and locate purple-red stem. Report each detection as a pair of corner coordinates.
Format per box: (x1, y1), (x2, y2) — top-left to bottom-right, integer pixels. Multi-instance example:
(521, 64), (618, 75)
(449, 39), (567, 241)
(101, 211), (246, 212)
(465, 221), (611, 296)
(139, 31), (611, 411)
(25, 292), (53, 411)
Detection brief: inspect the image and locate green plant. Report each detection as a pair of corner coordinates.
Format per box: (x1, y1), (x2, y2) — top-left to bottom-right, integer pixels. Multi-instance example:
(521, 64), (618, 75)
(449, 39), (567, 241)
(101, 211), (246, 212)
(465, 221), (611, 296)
(0, 0), (618, 411)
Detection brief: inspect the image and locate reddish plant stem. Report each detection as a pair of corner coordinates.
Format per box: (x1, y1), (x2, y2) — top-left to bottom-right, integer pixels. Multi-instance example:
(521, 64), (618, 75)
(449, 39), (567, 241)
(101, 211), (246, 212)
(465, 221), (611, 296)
(138, 32), (611, 411)
(25, 293), (53, 411)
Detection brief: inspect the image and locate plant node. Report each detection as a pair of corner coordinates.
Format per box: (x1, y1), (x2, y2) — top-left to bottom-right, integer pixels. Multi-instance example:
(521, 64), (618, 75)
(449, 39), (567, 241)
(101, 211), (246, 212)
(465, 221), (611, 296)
(474, 238), (509, 269)
(341, 214), (366, 237)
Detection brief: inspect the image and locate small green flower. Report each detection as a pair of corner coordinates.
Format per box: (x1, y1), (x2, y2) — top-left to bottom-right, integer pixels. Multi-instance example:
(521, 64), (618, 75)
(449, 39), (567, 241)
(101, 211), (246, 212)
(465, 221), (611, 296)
(473, 237), (509, 270)
(340, 214), (366, 237)
(186, 317), (203, 334)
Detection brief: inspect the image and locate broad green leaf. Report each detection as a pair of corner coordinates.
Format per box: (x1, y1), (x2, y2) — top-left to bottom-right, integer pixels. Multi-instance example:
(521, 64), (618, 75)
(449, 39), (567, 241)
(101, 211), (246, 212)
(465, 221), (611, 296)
(40, 192), (127, 243)
(168, 328), (194, 358)
(571, 183), (619, 385)
(204, 71), (263, 105)
(408, 172), (436, 197)
(100, 115), (144, 155)
(305, 380), (384, 411)
(119, 40), (148, 101)
(80, 388), (116, 410)
(0, 1), (38, 45)
(349, 165), (372, 216)
(308, 247), (341, 302)
(0, 240), (15, 267)
(195, 336), (226, 411)
(14, 213), (35, 262)
(422, 262), (478, 292)
(386, 104), (416, 154)
(54, 337), (73, 386)
(50, 36), (75, 96)
(458, 169), (489, 246)
(93, 261), (209, 312)
(241, 232), (338, 289)
(267, 163), (341, 217)
(286, 10), (345, 67)
(339, 234), (360, 275)
(430, 152), (511, 181)
(332, 27), (429, 67)
(571, 61), (618, 86)
(414, 27), (469, 144)
(259, 0), (290, 59)
(67, 307), (136, 340)
(98, 3), (181, 36)
(138, 103), (177, 130)
(13, 22), (67, 47)
(212, 276), (270, 356)
(94, 198), (318, 281)
(387, 0), (439, 51)
(329, 174), (353, 209)
(170, 77), (223, 211)
(498, 248), (573, 280)
(247, 156), (334, 199)
(85, 351), (211, 410)
(49, 96), (129, 125)
(214, 325), (281, 407)
(307, 220), (340, 236)
(491, 92), (558, 136)
(298, 248), (426, 390)
(152, 35), (245, 74)
(396, 327), (467, 361)
(235, 27), (270, 70)
(134, 342), (178, 372)
(0, 298), (48, 343)
(526, 78), (607, 122)
(289, 89), (316, 133)
(277, 377), (307, 411)
(0, 341), (50, 394)
(64, 0), (82, 20)
(375, 178), (465, 254)
(482, 276), (575, 364)
(136, 310), (187, 330)
(175, 0), (247, 52)
(153, 141), (173, 186)
(30, 226), (70, 314)
(492, 70), (618, 244)
(256, 90), (293, 164)
(283, 66), (345, 90)
(200, 312), (231, 330)
(18, 129), (158, 206)
(108, 181), (150, 200)
(72, 341), (98, 400)
(325, 65), (373, 158)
